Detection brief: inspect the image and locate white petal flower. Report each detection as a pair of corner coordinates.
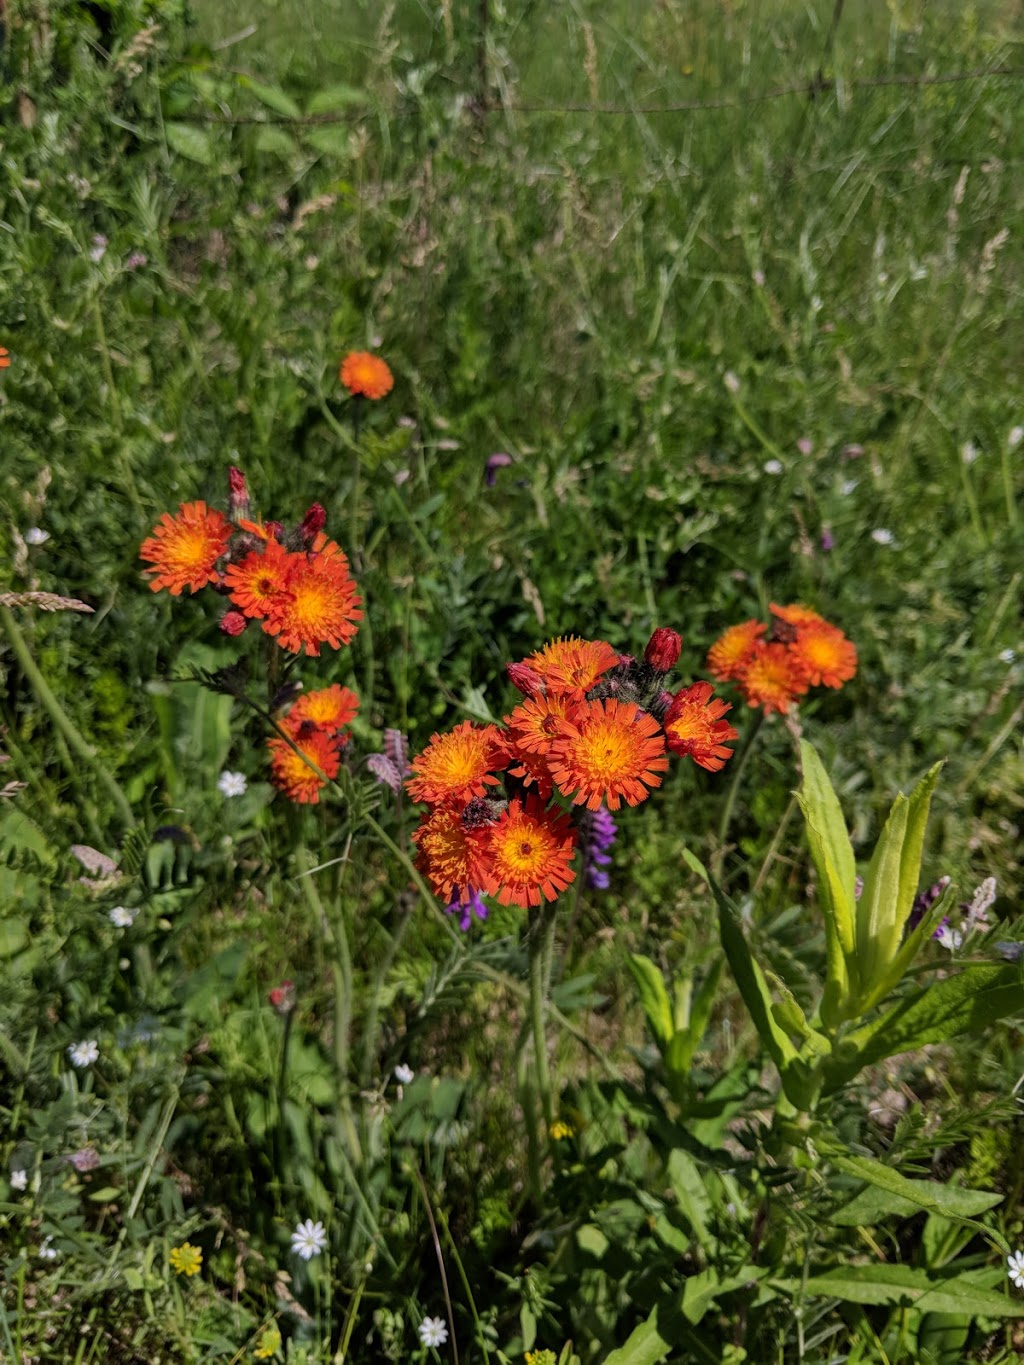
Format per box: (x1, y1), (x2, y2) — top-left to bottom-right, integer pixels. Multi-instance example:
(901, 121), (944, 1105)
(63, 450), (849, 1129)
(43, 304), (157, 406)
(999, 648), (1016, 664)
(67, 1040), (99, 1068)
(108, 906), (137, 928)
(10, 1168), (27, 1191)
(25, 527), (50, 545)
(290, 1218), (328, 1260)
(840, 478), (858, 495)
(38, 1237), (58, 1261)
(217, 770), (247, 798)
(418, 1316), (449, 1348)
(870, 528), (894, 545)
(763, 459), (783, 475)
(1008, 1250), (1024, 1289)
(936, 925), (963, 952)
(1008, 426), (1024, 450)
(394, 1064), (414, 1085)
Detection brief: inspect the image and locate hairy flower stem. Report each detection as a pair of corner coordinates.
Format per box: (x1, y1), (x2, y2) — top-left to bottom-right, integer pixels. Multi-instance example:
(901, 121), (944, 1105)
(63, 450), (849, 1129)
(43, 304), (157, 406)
(528, 902), (558, 1144)
(0, 606), (135, 829)
(713, 708), (764, 882)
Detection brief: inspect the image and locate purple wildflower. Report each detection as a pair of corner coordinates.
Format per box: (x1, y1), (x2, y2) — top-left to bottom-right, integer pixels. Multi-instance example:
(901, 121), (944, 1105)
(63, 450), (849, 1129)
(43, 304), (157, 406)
(384, 729), (410, 776)
(907, 876), (950, 932)
(484, 452), (513, 487)
(820, 527), (835, 552)
(445, 888), (489, 931)
(125, 252), (147, 270)
(67, 1147), (100, 1173)
(367, 754), (402, 792)
(579, 805), (617, 891)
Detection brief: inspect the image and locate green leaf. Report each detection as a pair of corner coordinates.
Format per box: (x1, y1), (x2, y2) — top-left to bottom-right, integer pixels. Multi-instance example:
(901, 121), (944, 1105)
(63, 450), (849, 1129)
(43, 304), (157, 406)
(771, 1264), (1021, 1317)
(825, 963), (1024, 1092)
(305, 125), (354, 158)
(253, 126), (300, 158)
(830, 1175), (1002, 1227)
(827, 1152), (1005, 1244)
(164, 122), (216, 165)
(603, 1308), (671, 1365)
(628, 954), (674, 1051)
(673, 957), (723, 1073)
(576, 1223), (609, 1258)
(307, 83), (368, 113)
(796, 742), (857, 1025)
(667, 1149), (715, 1253)
(682, 1267), (764, 1325)
(237, 76), (301, 119)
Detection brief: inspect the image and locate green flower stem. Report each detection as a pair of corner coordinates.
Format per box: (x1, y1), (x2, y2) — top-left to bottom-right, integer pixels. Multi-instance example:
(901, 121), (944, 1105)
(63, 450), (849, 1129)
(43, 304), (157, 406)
(528, 902), (558, 1138)
(0, 606), (135, 829)
(712, 707), (764, 880)
(725, 386), (788, 466)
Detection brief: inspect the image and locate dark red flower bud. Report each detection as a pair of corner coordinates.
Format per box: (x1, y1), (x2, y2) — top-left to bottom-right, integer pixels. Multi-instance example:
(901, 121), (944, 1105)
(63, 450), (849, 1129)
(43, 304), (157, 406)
(506, 661), (545, 696)
(644, 628), (682, 673)
(297, 503), (327, 549)
(268, 980), (296, 1014)
(265, 521), (285, 542)
(220, 610), (248, 636)
(228, 466), (250, 520)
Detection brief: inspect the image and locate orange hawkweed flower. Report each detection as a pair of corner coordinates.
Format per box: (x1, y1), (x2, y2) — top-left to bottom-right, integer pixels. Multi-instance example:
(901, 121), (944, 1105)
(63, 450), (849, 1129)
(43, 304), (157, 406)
(139, 501), (232, 596)
(263, 550), (363, 656)
(478, 796), (577, 907)
(267, 724), (341, 803)
(548, 697), (669, 811)
(768, 602), (828, 630)
(505, 736), (556, 802)
(406, 721), (507, 806)
(789, 625), (857, 689)
(706, 620), (765, 682)
(0, 347), (10, 369)
(505, 694), (582, 754)
(524, 636), (620, 698)
(224, 538), (292, 620)
(413, 805), (492, 904)
(737, 642), (808, 715)
(339, 351), (394, 400)
(289, 684), (360, 734)
(664, 682), (739, 773)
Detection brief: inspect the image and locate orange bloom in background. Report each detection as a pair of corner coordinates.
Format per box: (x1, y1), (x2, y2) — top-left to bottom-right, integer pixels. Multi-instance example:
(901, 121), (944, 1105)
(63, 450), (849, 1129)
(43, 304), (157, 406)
(0, 347), (10, 369)
(524, 636), (620, 698)
(413, 805), (492, 903)
(789, 624), (857, 689)
(289, 684), (360, 733)
(140, 501), (232, 596)
(505, 736), (556, 802)
(224, 538), (292, 619)
(737, 641), (809, 715)
(505, 694), (582, 754)
(548, 697), (669, 811)
(664, 681), (739, 772)
(263, 551), (363, 656)
(339, 351), (394, 400)
(267, 724), (341, 803)
(406, 721), (507, 806)
(706, 620), (765, 682)
(479, 797), (577, 907)
(769, 602), (828, 631)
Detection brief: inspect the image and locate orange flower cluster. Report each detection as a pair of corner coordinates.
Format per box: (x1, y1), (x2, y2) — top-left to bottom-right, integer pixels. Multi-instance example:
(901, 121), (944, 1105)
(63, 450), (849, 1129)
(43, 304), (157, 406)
(139, 469), (362, 657)
(408, 629), (738, 911)
(339, 351), (393, 400)
(267, 684), (359, 804)
(707, 603), (857, 715)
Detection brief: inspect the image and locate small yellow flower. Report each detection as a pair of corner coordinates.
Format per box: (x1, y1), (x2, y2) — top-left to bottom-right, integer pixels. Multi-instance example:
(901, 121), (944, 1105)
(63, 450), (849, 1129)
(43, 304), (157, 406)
(525, 1352), (556, 1365)
(254, 1323), (282, 1359)
(169, 1242), (203, 1277)
(548, 1120), (574, 1141)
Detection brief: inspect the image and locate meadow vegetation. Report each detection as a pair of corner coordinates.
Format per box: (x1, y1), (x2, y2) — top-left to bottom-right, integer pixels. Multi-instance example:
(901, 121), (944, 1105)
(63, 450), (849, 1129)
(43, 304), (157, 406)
(1, 0), (1023, 1360)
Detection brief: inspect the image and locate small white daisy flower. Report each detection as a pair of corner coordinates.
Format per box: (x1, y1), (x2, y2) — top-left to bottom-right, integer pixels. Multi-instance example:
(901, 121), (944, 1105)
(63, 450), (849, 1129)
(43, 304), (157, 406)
(1008, 426), (1024, 450)
(67, 1040), (99, 1068)
(394, 1063), (414, 1085)
(723, 371), (740, 394)
(936, 924), (963, 952)
(840, 478), (858, 495)
(763, 459), (783, 475)
(290, 1218), (328, 1260)
(418, 1316), (449, 1348)
(217, 770), (247, 798)
(109, 906), (137, 928)
(38, 1237), (58, 1261)
(870, 528), (894, 546)
(1008, 1249), (1024, 1288)
(25, 527), (50, 546)
(961, 441), (979, 465)
(999, 648), (1016, 664)
(10, 1168), (27, 1191)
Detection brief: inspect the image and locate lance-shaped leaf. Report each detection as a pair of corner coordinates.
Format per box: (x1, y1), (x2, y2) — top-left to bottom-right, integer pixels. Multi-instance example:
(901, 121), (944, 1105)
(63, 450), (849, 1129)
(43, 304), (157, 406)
(628, 954), (674, 1052)
(796, 743), (857, 1026)
(770, 1264), (1022, 1317)
(854, 761), (942, 1002)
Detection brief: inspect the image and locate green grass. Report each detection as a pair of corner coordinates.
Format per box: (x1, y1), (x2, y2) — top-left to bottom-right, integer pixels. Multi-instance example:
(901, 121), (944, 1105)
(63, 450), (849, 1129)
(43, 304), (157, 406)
(1, 0), (1023, 1359)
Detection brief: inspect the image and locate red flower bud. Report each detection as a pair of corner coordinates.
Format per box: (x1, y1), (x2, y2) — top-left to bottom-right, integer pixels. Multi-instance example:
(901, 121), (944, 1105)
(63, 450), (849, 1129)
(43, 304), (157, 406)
(506, 661), (545, 697)
(268, 980), (296, 1014)
(644, 628), (682, 673)
(220, 610), (248, 637)
(299, 503), (327, 546)
(228, 466), (250, 520)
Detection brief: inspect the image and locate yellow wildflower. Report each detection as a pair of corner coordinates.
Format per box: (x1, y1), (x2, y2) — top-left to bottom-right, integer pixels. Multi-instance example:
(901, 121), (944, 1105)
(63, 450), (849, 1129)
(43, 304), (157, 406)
(169, 1242), (203, 1277)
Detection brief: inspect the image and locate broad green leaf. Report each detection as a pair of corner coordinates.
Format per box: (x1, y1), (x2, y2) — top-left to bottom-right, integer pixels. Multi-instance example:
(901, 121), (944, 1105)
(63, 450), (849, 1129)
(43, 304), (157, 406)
(603, 1308), (671, 1365)
(831, 1177), (1002, 1227)
(714, 883), (800, 1082)
(796, 743), (857, 1025)
(307, 83), (367, 114)
(628, 954), (674, 1051)
(0, 916), (29, 958)
(667, 1149), (715, 1253)
(682, 1267), (765, 1325)
(253, 126), (300, 158)
(771, 1264), (1021, 1317)
(828, 1152), (1006, 1245)
(765, 971), (830, 1054)
(237, 76), (301, 119)
(825, 964), (1024, 1092)
(576, 1223), (609, 1258)
(164, 122), (216, 165)
(305, 125), (354, 158)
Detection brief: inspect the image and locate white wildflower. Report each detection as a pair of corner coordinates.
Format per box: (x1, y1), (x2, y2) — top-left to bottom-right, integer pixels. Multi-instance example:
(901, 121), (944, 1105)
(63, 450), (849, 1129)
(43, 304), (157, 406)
(394, 1064), (414, 1085)
(936, 924), (962, 952)
(965, 877), (997, 931)
(871, 528), (894, 545)
(723, 371), (740, 394)
(999, 648), (1016, 664)
(840, 478), (858, 496)
(67, 1040), (99, 1068)
(38, 1237), (58, 1261)
(10, 1168), (27, 1191)
(1009, 1250), (1024, 1289)
(961, 441), (979, 465)
(290, 1218), (328, 1260)
(25, 527), (50, 546)
(1008, 426), (1024, 450)
(763, 459), (783, 475)
(418, 1316), (449, 1348)
(217, 770), (247, 798)
(108, 906), (137, 928)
